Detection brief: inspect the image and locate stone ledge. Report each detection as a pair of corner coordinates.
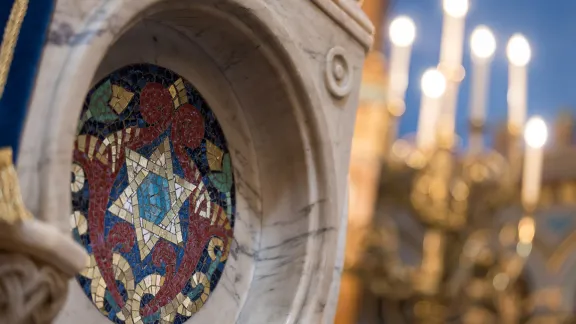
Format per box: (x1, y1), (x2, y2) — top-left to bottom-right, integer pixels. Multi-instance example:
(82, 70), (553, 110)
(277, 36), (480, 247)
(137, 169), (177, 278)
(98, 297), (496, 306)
(311, 0), (374, 52)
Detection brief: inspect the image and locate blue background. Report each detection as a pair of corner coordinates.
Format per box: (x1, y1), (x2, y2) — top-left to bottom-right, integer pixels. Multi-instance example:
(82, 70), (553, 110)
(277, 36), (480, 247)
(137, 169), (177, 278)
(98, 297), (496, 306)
(388, 0), (575, 146)
(0, 0), (55, 159)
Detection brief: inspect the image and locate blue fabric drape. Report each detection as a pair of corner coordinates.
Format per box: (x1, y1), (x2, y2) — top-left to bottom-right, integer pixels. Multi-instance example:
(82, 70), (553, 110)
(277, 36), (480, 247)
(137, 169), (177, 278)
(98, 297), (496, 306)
(0, 0), (56, 160)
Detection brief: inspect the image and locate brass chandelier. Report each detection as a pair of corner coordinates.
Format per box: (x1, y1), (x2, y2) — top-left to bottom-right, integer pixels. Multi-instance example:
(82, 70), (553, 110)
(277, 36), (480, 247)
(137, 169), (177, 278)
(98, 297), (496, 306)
(349, 0), (561, 323)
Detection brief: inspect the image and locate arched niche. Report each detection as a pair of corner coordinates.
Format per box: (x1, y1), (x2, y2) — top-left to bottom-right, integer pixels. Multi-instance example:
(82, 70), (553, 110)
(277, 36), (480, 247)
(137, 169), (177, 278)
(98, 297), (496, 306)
(16, 0), (372, 323)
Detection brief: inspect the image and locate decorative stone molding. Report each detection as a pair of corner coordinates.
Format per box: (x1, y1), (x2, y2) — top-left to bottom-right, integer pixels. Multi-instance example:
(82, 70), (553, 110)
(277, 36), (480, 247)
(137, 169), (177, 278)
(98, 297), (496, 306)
(311, 0), (374, 52)
(17, 0), (372, 323)
(325, 46), (353, 98)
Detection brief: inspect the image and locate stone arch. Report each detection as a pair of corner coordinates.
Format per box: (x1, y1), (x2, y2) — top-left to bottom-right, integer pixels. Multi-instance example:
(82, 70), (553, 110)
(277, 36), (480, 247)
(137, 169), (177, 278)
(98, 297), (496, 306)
(17, 0), (371, 323)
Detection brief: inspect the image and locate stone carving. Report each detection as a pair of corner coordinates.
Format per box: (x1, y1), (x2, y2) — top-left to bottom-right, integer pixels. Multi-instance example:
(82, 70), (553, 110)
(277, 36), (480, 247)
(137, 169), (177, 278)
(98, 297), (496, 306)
(0, 254), (68, 324)
(326, 46), (353, 98)
(0, 148), (87, 324)
(17, 0), (373, 323)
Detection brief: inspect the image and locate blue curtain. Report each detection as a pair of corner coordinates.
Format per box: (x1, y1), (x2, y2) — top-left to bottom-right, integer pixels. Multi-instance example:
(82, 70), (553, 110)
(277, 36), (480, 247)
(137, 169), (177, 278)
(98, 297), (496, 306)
(0, 0), (56, 160)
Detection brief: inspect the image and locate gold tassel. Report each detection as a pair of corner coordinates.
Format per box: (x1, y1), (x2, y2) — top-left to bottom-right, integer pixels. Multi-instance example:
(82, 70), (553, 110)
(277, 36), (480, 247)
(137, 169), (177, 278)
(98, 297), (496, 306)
(0, 147), (31, 224)
(0, 0), (29, 99)
(0, 1), (32, 223)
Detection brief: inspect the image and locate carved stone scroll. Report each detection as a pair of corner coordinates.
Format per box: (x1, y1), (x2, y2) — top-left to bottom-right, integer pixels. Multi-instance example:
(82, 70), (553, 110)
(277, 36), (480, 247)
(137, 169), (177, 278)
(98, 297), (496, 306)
(0, 148), (87, 324)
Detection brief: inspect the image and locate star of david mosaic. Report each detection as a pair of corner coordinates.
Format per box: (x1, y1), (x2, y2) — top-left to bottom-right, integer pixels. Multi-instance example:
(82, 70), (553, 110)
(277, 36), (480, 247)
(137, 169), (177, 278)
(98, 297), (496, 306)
(70, 64), (235, 324)
(108, 139), (194, 260)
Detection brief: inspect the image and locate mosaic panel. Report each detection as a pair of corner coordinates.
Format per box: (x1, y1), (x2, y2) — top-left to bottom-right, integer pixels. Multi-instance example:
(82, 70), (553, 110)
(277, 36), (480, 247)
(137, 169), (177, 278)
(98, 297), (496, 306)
(71, 64), (235, 323)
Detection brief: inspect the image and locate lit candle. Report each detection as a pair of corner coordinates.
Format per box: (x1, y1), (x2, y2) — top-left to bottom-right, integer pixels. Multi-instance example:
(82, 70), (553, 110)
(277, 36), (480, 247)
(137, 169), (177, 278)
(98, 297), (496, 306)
(438, 0), (469, 142)
(522, 116), (548, 209)
(388, 16), (416, 102)
(440, 0), (469, 66)
(507, 34), (532, 135)
(469, 26), (496, 152)
(417, 68), (447, 150)
(469, 26), (496, 124)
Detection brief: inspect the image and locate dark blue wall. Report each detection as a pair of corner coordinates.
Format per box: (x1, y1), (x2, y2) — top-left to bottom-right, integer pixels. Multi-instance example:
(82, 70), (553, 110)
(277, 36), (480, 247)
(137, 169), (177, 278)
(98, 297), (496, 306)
(0, 0), (56, 160)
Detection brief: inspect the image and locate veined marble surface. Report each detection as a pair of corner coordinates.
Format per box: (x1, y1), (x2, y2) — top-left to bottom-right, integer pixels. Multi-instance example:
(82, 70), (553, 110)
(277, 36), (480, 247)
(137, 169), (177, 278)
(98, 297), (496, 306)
(17, 0), (372, 323)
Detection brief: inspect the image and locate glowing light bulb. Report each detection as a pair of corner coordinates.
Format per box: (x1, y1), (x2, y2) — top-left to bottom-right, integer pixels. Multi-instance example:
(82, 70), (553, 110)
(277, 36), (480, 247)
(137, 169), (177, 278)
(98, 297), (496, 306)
(421, 68), (446, 99)
(524, 116), (548, 148)
(470, 26), (496, 59)
(518, 217), (535, 244)
(389, 16), (416, 47)
(507, 34), (531, 66)
(493, 273), (510, 291)
(443, 0), (469, 18)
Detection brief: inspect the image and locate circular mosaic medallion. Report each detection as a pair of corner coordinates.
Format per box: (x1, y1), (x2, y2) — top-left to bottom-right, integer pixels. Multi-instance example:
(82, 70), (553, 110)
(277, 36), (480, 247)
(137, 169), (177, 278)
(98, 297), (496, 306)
(71, 64), (235, 323)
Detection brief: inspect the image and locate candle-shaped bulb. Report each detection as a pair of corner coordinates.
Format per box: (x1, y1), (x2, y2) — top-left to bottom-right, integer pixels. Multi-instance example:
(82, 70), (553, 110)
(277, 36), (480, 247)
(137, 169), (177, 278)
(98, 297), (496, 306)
(443, 0), (469, 18)
(507, 34), (531, 133)
(522, 116), (548, 209)
(507, 34), (531, 67)
(524, 117), (548, 148)
(421, 69), (447, 99)
(389, 16), (416, 47)
(387, 16), (416, 108)
(417, 69), (446, 150)
(468, 26), (495, 152)
(470, 26), (496, 59)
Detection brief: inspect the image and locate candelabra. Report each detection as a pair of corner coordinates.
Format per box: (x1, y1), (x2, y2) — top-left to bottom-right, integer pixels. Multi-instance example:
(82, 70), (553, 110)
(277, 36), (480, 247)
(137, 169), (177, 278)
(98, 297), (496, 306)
(357, 126), (542, 323)
(348, 0), (559, 323)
